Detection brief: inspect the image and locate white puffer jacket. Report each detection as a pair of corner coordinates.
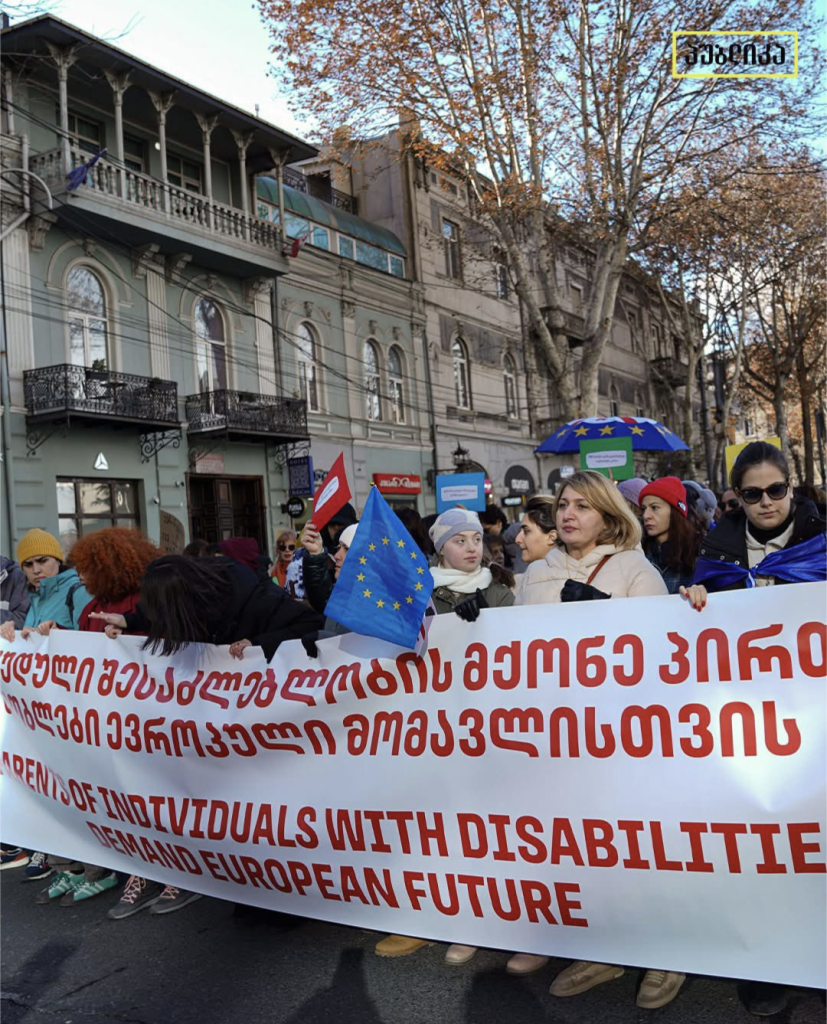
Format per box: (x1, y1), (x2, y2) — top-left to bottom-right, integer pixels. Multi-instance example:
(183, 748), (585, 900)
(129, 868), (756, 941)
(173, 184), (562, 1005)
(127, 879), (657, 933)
(515, 543), (668, 605)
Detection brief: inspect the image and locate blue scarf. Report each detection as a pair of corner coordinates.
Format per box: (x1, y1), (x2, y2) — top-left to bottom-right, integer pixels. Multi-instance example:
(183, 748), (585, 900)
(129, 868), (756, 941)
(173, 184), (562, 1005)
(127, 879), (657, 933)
(693, 531), (827, 590)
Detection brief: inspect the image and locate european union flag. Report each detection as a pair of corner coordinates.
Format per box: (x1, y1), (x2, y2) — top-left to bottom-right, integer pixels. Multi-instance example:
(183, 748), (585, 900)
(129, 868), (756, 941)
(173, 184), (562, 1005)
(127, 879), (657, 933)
(324, 487), (434, 649)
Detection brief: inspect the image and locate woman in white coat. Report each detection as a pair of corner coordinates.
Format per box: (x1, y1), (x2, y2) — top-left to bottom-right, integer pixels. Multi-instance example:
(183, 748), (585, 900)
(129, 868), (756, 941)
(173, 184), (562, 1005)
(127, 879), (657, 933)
(516, 472), (684, 1011)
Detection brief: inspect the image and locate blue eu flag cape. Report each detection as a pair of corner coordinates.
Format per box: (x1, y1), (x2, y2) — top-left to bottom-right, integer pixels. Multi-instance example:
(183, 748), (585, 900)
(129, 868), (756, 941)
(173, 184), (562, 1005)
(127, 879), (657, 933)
(324, 488), (435, 649)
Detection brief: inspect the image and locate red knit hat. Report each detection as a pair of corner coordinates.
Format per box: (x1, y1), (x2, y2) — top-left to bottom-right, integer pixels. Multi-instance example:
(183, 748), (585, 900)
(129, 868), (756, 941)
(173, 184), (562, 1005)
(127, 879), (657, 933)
(638, 477), (688, 517)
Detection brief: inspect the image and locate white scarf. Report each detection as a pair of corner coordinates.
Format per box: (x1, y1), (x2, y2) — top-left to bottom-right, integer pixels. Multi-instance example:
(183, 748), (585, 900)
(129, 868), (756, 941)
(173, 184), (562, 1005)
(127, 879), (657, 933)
(430, 564), (493, 595)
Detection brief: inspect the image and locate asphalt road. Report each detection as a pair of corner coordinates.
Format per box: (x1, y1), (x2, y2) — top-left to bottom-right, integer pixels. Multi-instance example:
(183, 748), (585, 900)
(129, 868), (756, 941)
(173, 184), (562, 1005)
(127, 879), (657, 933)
(1, 871), (824, 1024)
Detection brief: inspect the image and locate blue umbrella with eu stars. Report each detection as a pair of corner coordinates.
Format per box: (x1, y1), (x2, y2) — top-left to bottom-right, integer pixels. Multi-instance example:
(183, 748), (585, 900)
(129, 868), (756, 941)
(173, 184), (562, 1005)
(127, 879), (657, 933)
(534, 415), (689, 454)
(324, 487), (435, 650)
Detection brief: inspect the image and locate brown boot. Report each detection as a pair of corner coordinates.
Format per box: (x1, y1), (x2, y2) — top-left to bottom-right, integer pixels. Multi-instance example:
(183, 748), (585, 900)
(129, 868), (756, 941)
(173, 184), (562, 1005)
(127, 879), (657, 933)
(375, 934), (432, 957)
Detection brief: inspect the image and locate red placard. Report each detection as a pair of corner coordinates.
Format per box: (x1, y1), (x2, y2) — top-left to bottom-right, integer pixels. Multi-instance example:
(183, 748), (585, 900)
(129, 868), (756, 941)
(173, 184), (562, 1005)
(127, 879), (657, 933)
(311, 452), (352, 530)
(372, 473), (422, 495)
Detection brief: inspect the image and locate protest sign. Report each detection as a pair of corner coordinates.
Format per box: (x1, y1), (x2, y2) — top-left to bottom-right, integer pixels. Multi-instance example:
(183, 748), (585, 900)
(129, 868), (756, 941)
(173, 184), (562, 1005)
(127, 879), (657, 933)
(725, 437), (781, 481)
(310, 452), (351, 530)
(579, 437), (634, 480)
(435, 473), (486, 512)
(1, 585), (825, 986)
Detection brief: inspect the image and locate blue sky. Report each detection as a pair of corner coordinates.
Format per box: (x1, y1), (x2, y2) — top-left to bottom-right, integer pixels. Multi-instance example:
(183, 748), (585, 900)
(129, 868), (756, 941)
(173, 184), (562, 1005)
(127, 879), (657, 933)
(22, 0), (306, 137)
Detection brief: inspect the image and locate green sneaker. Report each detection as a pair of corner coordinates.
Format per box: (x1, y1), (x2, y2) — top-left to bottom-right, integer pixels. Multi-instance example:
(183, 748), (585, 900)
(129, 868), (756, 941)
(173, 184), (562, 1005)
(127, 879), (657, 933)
(61, 872), (119, 905)
(37, 871), (83, 905)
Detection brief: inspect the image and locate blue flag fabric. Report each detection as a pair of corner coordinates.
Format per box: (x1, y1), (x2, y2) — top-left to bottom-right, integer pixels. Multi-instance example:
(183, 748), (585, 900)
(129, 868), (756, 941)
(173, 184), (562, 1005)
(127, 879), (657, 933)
(324, 488), (435, 649)
(66, 149), (106, 191)
(692, 532), (827, 591)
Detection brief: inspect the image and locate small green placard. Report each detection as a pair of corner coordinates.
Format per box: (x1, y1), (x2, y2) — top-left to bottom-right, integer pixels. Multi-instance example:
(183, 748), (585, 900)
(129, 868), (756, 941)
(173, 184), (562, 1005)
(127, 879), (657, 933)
(579, 437), (634, 480)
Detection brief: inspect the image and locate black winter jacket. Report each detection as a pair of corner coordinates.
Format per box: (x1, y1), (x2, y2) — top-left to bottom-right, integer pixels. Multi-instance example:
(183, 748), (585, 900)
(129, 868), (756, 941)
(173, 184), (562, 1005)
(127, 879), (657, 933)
(125, 560), (324, 660)
(695, 499), (825, 592)
(304, 551), (336, 614)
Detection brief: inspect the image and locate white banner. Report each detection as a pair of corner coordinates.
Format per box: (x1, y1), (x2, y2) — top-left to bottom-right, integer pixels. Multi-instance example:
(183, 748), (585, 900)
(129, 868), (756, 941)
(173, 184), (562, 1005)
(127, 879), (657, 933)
(2, 584), (825, 986)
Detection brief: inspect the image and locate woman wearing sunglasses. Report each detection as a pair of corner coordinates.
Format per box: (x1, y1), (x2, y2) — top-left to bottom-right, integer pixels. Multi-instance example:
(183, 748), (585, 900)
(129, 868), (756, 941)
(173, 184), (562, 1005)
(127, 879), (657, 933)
(681, 448), (825, 1016)
(270, 530), (297, 588)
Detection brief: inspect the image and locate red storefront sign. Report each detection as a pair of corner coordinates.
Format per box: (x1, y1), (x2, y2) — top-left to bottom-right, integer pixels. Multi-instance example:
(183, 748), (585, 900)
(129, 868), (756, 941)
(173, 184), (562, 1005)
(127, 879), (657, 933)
(372, 473), (422, 495)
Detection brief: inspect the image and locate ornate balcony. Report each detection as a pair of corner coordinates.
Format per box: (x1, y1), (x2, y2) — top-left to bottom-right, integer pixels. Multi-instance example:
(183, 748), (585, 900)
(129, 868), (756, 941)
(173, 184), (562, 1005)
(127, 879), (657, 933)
(185, 390), (308, 442)
(24, 364), (180, 457)
(650, 356), (686, 387)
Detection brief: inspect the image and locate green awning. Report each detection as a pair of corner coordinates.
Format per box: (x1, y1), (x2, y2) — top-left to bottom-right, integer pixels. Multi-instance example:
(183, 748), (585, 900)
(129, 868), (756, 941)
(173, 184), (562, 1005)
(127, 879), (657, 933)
(256, 178), (406, 256)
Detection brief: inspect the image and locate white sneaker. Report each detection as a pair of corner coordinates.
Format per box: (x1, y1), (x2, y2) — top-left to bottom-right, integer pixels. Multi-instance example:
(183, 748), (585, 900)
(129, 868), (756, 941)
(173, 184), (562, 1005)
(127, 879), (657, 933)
(637, 970), (686, 1009)
(445, 944), (478, 965)
(550, 961), (625, 997)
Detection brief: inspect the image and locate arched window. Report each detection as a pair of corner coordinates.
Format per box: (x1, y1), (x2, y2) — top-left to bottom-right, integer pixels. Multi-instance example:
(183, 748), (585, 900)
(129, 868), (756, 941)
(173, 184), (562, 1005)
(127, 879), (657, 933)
(296, 322), (319, 411)
(609, 383), (620, 418)
(364, 340), (381, 421)
(67, 266), (108, 367)
(503, 354), (518, 418)
(388, 345), (405, 424)
(194, 298), (227, 393)
(453, 338), (471, 409)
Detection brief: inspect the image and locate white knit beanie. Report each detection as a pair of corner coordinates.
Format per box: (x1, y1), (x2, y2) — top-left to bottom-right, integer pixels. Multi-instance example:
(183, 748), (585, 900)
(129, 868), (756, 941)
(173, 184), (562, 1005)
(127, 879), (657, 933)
(338, 523), (359, 549)
(429, 508), (483, 553)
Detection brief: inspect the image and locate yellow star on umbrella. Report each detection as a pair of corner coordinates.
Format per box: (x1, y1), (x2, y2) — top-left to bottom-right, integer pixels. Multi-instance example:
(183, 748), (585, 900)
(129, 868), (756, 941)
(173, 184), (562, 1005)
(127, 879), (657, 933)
(574, 426), (589, 437)
(630, 426), (645, 436)
(599, 425), (615, 435)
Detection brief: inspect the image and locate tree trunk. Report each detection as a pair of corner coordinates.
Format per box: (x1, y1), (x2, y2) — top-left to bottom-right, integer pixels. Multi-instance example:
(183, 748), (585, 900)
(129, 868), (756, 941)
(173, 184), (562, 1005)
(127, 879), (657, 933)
(796, 347), (815, 483)
(773, 377), (790, 463)
(578, 237), (628, 416)
(682, 345), (699, 480)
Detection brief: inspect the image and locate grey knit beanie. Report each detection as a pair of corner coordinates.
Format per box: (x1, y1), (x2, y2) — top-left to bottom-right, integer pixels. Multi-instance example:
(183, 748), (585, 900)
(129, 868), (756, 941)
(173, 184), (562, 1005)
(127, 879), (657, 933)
(429, 508), (483, 553)
(682, 480), (717, 527)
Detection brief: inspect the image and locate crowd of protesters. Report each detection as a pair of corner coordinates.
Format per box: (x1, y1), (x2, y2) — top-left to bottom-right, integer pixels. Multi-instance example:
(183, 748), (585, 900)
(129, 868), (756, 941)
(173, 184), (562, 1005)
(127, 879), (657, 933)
(1, 441), (825, 1017)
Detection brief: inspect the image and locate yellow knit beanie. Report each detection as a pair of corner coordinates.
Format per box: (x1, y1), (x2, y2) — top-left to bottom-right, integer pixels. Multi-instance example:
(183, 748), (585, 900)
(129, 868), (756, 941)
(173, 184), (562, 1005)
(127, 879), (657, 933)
(17, 528), (65, 565)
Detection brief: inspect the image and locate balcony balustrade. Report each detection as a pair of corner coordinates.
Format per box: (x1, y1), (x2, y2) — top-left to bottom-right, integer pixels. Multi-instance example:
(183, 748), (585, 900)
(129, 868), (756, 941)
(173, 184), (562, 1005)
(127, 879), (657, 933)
(185, 390), (308, 441)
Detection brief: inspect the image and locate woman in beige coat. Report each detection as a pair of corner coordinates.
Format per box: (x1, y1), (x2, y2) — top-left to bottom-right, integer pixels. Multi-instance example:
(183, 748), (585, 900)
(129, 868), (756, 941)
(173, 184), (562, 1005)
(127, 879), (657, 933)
(516, 472), (683, 1011)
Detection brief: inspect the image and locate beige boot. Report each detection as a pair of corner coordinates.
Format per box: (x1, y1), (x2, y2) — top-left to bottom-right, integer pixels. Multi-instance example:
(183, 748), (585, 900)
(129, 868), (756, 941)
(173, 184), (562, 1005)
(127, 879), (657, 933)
(550, 961), (625, 996)
(636, 970), (686, 1009)
(445, 944), (478, 965)
(507, 953), (549, 975)
(375, 934), (432, 957)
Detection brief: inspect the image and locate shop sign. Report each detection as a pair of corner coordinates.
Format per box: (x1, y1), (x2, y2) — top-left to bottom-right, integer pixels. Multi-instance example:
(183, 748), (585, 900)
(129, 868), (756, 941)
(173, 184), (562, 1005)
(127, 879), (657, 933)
(194, 453), (225, 475)
(288, 456), (315, 497)
(372, 473), (422, 495)
(504, 465), (536, 495)
(159, 510), (185, 554)
(94, 453), (108, 471)
(287, 496), (308, 520)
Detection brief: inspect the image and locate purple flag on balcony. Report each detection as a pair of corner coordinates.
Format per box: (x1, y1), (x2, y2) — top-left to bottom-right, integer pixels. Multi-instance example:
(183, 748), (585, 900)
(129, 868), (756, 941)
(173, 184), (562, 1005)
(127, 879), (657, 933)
(66, 149), (107, 191)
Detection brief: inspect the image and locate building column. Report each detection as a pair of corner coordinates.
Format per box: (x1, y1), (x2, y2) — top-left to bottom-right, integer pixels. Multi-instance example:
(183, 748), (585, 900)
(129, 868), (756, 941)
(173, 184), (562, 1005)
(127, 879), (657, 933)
(231, 130), (254, 238)
(268, 147), (288, 241)
(104, 70), (132, 198)
(195, 113), (219, 226)
(46, 43), (78, 176)
(149, 91), (175, 212)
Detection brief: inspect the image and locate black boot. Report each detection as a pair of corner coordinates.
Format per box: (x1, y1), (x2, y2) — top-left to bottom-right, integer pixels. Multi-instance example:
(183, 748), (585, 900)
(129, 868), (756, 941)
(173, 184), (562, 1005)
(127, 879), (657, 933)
(742, 982), (789, 1017)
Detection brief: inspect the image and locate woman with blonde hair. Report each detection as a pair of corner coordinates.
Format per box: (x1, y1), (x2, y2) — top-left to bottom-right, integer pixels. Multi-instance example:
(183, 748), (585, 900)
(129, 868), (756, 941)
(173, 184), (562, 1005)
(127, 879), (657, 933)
(518, 470), (666, 605)
(270, 529), (297, 588)
(515, 473), (681, 1010)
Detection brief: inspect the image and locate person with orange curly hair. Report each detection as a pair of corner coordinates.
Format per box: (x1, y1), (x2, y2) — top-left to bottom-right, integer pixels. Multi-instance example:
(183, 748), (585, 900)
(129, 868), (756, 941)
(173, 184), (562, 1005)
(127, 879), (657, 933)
(69, 528), (162, 633)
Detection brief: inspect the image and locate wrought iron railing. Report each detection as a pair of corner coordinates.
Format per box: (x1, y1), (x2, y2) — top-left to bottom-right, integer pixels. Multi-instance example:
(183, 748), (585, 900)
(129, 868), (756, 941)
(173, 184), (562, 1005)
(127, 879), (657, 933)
(282, 167), (356, 214)
(650, 355), (685, 385)
(185, 390), (308, 438)
(24, 364), (179, 424)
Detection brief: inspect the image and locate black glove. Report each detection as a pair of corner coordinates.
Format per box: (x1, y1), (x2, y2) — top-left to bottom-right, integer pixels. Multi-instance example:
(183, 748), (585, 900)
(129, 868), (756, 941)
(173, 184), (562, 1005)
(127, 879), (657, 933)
(454, 589), (489, 623)
(301, 633), (319, 659)
(560, 579), (611, 602)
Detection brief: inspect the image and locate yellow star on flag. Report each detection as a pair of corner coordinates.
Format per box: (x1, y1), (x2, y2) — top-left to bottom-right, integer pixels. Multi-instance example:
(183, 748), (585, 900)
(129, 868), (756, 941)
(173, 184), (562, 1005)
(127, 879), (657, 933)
(357, 573), (365, 582)
(363, 588), (372, 598)
(376, 599), (385, 609)
(417, 567), (424, 575)
(599, 425), (615, 436)
(415, 582), (423, 591)
(368, 543), (376, 552)
(406, 596), (413, 604)
(381, 536), (390, 545)
(410, 551), (418, 560)
(574, 426), (589, 437)
(630, 426), (645, 436)
(393, 602), (401, 610)
(359, 556), (367, 565)
(397, 539), (406, 548)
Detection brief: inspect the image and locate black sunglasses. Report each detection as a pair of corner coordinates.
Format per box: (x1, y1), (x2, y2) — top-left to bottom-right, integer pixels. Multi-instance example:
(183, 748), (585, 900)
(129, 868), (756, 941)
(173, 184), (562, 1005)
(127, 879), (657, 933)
(738, 482), (788, 505)
(278, 543), (296, 551)
(720, 498), (740, 511)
